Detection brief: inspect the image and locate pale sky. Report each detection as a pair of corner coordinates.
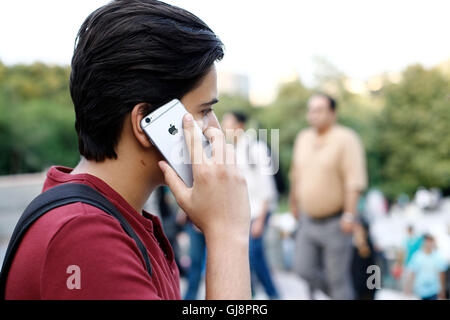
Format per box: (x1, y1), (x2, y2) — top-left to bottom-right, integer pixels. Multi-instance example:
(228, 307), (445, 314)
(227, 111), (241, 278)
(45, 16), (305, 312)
(1, 0), (449, 103)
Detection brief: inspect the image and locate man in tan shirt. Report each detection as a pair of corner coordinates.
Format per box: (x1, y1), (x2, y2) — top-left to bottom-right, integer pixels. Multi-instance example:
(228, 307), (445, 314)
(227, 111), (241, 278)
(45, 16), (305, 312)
(289, 93), (367, 300)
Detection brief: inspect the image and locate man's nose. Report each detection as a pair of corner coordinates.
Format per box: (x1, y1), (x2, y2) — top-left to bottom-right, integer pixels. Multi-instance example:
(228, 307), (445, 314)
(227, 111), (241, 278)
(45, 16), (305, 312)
(206, 112), (221, 131)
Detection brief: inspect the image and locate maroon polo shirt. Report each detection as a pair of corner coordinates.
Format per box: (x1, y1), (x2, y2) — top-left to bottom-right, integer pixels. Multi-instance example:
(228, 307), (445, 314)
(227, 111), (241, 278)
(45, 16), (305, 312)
(5, 166), (181, 299)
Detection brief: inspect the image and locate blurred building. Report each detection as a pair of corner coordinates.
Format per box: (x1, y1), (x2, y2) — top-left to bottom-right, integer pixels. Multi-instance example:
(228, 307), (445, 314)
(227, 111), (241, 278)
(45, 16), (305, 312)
(249, 70), (301, 106)
(217, 71), (249, 99)
(436, 59), (450, 78)
(341, 58), (450, 97)
(341, 72), (402, 96)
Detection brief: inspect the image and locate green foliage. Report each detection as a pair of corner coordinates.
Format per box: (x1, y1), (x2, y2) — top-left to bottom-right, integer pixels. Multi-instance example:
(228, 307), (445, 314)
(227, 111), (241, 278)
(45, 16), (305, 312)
(0, 62), (78, 174)
(377, 65), (450, 198)
(0, 60), (448, 200)
(214, 94), (255, 121)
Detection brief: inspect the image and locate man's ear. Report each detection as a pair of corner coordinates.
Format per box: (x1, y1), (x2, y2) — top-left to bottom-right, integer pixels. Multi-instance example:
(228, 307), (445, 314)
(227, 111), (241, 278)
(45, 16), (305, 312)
(130, 103), (152, 148)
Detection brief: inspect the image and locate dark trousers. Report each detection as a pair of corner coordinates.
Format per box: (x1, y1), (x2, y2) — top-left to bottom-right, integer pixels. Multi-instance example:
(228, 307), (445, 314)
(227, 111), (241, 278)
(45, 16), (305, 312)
(249, 213), (279, 299)
(183, 224), (206, 300)
(294, 214), (354, 300)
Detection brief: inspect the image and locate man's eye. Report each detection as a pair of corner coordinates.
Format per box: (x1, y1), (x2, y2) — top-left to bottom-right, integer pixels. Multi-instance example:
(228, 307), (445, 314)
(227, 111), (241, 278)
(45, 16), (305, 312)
(202, 108), (213, 116)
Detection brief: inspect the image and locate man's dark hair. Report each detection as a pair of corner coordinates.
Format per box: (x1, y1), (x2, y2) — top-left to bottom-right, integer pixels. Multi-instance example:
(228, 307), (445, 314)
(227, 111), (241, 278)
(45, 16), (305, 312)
(70, 0), (224, 161)
(423, 233), (434, 241)
(229, 111), (248, 124)
(314, 93), (337, 111)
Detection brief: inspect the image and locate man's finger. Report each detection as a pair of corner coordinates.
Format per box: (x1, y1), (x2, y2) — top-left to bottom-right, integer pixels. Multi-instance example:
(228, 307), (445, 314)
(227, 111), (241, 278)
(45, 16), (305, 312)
(183, 113), (205, 167)
(158, 161), (189, 206)
(204, 127), (225, 163)
(225, 143), (236, 166)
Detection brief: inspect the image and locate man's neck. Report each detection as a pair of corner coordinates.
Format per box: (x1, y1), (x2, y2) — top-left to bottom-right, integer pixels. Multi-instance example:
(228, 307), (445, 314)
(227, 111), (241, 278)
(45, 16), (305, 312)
(71, 157), (159, 214)
(315, 123), (334, 136)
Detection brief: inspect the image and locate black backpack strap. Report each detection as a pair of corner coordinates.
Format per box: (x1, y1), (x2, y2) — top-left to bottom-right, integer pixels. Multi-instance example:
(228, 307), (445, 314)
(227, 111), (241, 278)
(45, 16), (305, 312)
(0, 183), (152, 299)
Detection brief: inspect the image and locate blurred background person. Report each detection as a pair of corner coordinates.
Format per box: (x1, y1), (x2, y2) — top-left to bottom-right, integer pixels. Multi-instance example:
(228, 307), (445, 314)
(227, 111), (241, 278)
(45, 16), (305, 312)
(403, 225), (424, 267)
(405, 234), (448, 300)
(289, 93), (368, 300)
(177, 209), (206, 300)
(364, 188), (388, 224)
(351, 219), (377, 300)
(222, 111), (280, 300)
(391, 225), (424, 289)
(144, 186), (186, 277)
(415, 187), (432, 211)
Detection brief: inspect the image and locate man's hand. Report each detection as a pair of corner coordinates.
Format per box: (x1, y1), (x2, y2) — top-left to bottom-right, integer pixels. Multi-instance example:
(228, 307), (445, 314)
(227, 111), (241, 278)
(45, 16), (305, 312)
(340, 212), (356, 233)
(159, 113), (250, 239)
(289, 191), (299, 220)
(342, 190), (360, 233)
(404, 272), (415, 298)
(159, 113), (251, 299)
(439, 272), (446, 299)
(251, 216), (265, 239)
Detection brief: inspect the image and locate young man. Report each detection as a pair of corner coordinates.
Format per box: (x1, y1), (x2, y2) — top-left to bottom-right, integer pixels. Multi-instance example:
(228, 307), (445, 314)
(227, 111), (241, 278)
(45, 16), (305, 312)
(5, 0), (251, 300)
(289, 93), (367, 300)
(406, 234), (447, 300)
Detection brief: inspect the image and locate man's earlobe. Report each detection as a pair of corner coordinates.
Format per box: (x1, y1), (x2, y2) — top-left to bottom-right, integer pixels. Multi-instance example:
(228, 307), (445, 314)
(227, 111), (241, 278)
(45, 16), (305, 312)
(131, 103), (153, 148)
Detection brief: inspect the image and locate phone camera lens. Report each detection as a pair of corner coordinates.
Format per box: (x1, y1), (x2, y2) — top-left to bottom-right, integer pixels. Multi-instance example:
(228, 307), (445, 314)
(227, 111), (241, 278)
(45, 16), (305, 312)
(145, 118), (150, 123)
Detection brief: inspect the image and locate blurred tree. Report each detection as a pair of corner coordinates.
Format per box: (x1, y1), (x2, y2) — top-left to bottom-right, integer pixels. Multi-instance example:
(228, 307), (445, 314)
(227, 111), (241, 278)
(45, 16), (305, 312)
(377, 65), (450, 198)
(0, 62), (77, 174)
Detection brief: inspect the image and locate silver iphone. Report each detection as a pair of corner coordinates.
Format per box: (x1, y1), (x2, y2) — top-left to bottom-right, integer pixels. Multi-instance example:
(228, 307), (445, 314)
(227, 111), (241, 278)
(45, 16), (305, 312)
(140, 99), (211, 187)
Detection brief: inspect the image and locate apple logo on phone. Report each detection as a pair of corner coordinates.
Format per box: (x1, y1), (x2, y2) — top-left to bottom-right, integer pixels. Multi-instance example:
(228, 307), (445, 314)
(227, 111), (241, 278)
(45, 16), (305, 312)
(168, 124), (178, 135)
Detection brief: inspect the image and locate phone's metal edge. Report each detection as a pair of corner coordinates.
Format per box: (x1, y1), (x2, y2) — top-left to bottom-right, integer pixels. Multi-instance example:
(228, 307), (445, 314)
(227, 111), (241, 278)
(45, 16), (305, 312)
(140, 99), (182, 130)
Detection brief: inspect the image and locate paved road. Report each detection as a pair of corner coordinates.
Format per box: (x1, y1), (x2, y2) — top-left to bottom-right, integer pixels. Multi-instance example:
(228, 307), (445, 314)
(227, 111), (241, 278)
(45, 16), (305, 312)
(179, 269), (413, 300)
(0, 172), (45, 263)
(179, 269), (329, 300)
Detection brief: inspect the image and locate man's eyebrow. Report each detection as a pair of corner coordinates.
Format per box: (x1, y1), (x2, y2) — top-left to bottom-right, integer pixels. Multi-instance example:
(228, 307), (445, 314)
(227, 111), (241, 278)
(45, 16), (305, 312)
(200, 98), (219, 107)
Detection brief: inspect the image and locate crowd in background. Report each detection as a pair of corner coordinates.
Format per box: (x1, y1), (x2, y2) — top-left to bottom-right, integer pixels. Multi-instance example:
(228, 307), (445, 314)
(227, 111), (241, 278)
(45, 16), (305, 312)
(146, 93), (450, 300)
